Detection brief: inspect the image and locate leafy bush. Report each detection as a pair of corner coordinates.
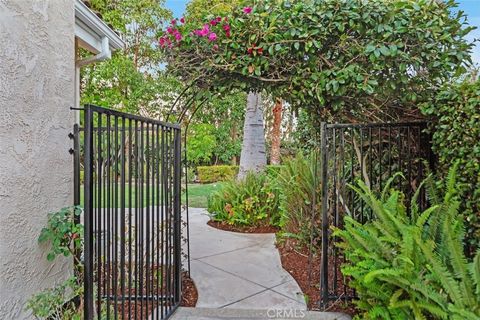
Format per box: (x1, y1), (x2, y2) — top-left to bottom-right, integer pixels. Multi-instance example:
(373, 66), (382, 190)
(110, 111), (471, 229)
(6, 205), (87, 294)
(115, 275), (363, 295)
(207, 173), (282, 227)
(421, 78), (480, 253)
(197, 165), (239, 183)
(276, 153), (321, 248)
(197, 165), (283, 183)
(335, 165), (480, 319)
(27, 207), (84, 320)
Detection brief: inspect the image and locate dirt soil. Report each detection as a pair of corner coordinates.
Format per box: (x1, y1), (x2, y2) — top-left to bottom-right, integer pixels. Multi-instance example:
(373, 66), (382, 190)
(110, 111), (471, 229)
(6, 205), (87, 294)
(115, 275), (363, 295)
(277, 239), (357, 316)
(181, 272), (198, 307)
(207, 220), (279, 233)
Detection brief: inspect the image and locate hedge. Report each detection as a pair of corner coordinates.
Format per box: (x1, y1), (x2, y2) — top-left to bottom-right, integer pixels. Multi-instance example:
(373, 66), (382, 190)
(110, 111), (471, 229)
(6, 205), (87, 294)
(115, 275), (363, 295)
(421, 78), (480, 254)
(197, 165), (284, 183)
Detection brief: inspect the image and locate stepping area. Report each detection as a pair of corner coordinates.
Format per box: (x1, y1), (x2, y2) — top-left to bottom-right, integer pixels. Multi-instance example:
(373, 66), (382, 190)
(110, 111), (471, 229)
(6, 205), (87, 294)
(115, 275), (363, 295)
(171, 208), (351, 319)
(186, 208), (306, 309)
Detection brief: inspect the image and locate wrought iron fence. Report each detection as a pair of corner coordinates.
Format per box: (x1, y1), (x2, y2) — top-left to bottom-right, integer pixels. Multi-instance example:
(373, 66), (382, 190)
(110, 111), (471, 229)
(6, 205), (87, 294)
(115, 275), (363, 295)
(319, 122), (434, 305)
(79, 105), (182, 319)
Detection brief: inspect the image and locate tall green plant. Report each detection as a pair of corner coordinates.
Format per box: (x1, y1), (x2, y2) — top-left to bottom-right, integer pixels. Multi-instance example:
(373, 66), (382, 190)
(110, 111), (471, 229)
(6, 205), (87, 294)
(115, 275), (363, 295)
(276, 152), (321, 248)
(207, 173), (282, 226)
(334, 165), (480, 319)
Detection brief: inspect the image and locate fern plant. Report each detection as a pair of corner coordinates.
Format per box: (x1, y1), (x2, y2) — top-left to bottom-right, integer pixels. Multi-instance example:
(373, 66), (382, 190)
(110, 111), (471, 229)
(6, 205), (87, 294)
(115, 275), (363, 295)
(334, 163), (480, 319)
(275, 152), (321, 248)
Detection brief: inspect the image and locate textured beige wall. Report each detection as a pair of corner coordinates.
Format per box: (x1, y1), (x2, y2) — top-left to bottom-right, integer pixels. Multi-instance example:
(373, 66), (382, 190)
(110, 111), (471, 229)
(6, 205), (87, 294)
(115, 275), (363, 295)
(0, 1), (74, 318)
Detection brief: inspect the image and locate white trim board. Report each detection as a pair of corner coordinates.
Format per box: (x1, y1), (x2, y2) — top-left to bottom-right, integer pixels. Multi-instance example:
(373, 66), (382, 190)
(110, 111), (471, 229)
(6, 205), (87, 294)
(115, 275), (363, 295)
(74, 0), (124, 54)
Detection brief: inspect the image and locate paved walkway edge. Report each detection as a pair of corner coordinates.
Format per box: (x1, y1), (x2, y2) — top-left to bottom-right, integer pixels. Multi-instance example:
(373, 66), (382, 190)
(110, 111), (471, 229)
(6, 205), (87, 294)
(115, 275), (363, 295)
(171, 307), (352, 320)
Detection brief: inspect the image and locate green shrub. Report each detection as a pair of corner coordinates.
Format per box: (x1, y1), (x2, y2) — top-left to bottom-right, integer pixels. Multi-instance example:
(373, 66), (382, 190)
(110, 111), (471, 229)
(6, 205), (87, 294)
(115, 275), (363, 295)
(334, 165), (480, 319)
(197, 165), (285, 183)
(421, 78), (480, 254)
(207, 173), (282, 227)
(276, 153), (321, 248)
(27, 207), (84, 319)
(197, 165), (239, 183)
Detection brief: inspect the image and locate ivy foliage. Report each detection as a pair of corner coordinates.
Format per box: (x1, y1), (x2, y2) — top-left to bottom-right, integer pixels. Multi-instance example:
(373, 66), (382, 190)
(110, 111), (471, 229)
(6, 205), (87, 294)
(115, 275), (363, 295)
(421, 77), (480, 253)
(164, 0), (475, 122)
(334, 165), (480, 319)
(38, 206), (83, 262)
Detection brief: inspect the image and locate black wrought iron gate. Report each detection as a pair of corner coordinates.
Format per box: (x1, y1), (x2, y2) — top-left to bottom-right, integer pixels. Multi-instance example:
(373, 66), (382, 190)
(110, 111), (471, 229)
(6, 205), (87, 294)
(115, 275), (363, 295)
(80, 105), (182, 319)
(319, 121), (434, 305)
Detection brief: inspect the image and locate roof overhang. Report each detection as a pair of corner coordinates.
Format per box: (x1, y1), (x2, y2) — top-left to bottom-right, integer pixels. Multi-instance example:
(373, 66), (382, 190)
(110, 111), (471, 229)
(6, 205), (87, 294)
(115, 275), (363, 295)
(74, 0), (124, 54)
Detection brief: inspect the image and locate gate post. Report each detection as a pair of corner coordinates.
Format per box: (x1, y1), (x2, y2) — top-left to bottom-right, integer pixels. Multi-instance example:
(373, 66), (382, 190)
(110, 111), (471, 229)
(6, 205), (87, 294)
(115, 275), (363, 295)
(173, 128), (182, 303)
(83, 105), (94, 320)
(320, 122), (329, 306)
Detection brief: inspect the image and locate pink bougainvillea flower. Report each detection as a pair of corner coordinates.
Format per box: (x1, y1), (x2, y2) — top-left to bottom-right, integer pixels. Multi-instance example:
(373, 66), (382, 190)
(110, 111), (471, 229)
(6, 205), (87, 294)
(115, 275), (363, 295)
(216, 17), (222, 22)
(208, 32), (217, 41)
(257, 47), (263, 55)
(247, 47), (253, 55)
(174, 31), (182, 41)
(243, 6), (252, 14)
(210, 19), (218, 26)
(225, 30), (231, 38)
(223, 24), (230, 32)
(194, 24), (210, 37)
(167, 27), (174, 34)
(159, 37), (166, 47)
(180, 17), (185, 24)
(213, 44), (219, 51)
(171, 19), (177, 25)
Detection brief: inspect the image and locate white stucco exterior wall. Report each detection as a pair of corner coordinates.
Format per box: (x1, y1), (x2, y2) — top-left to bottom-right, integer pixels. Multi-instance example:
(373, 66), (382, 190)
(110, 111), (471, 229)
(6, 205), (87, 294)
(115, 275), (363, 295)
(0, 1), (74, 319)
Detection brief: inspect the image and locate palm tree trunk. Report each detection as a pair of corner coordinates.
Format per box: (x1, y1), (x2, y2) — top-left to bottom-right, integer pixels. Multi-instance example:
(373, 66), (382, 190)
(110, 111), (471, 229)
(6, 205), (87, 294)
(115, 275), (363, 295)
(270, 98), (283, 165)
(238, 91), (266, 179)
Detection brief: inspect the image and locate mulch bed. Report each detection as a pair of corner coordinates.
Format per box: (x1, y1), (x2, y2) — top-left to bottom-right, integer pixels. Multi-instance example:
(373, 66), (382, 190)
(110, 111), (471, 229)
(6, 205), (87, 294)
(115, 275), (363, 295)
(277, 239), (357, 316)
(181, 272), (198, 307)
(99, 265), (197, 319)
(207, 220), (279, 233)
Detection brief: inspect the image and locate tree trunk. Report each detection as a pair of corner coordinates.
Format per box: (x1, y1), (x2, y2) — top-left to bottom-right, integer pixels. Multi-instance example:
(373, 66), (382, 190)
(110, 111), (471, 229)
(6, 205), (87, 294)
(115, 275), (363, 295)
(238, 92), (267, 179)
(270, 98), (283, 165)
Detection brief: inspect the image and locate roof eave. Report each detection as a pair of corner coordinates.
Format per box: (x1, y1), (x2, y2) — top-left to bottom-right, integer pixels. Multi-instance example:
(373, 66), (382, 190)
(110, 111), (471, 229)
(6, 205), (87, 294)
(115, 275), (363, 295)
(74, 0), (125, 53)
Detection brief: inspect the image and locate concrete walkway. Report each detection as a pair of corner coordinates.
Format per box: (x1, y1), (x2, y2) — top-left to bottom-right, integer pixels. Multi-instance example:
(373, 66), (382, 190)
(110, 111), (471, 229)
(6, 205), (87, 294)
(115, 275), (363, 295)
(186, 208), (306, 310)
(171, 208), (351, 320)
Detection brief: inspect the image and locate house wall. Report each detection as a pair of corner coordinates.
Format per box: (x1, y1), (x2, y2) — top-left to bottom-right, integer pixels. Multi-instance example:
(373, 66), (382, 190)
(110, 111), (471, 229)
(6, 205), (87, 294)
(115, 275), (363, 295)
(0, 1), (74, 319)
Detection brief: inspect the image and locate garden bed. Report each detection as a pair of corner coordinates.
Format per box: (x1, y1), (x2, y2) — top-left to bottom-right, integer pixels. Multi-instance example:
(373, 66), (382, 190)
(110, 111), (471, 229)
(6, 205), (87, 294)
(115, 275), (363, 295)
(99, 267), (197, 319)
(181, 272), (198, 307)
(277, 239), (357, 316)
(207, 220), (279, 233)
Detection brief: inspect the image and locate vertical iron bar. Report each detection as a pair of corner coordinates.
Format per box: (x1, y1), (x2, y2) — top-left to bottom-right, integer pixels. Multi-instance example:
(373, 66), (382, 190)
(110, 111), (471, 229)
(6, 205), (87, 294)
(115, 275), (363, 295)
(114, 116), (119, 319)
(97, 114), (103, 319)
(134, 120), (139, 320)
(106, 114), (111, 319)
(121, 117), (126, 318)
(320, 122), (329, 306)
(128, 119), (133, 319)
(140, 121), (145, 320)
(146, 123), (151, 319)
(160, 126), (166, 318)
(332, 128), (338, 296)
(84, 106), (94, 320)
(174, 128), (182, 304)
(156, 124), (161, 320)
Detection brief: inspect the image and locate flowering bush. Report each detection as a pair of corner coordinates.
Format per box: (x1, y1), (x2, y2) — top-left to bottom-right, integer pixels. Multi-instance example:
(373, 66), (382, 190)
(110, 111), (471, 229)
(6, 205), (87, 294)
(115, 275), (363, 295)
(159, 1), (474, 121)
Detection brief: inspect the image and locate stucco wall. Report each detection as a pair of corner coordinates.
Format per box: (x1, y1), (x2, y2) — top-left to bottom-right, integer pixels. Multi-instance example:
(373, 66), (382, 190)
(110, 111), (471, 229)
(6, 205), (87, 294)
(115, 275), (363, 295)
(0, 1), (74, 319)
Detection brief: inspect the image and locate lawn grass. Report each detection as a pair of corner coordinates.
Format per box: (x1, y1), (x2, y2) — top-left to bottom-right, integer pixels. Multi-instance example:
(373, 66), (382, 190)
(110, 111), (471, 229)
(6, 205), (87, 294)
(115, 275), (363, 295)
(183, 182), (224, 208)
(79, 182), (223, 209)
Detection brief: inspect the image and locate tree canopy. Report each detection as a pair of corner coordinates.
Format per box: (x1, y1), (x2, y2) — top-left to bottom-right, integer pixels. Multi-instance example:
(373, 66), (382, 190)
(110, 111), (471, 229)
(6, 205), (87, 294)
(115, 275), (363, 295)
(162, 0), (475, 122)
